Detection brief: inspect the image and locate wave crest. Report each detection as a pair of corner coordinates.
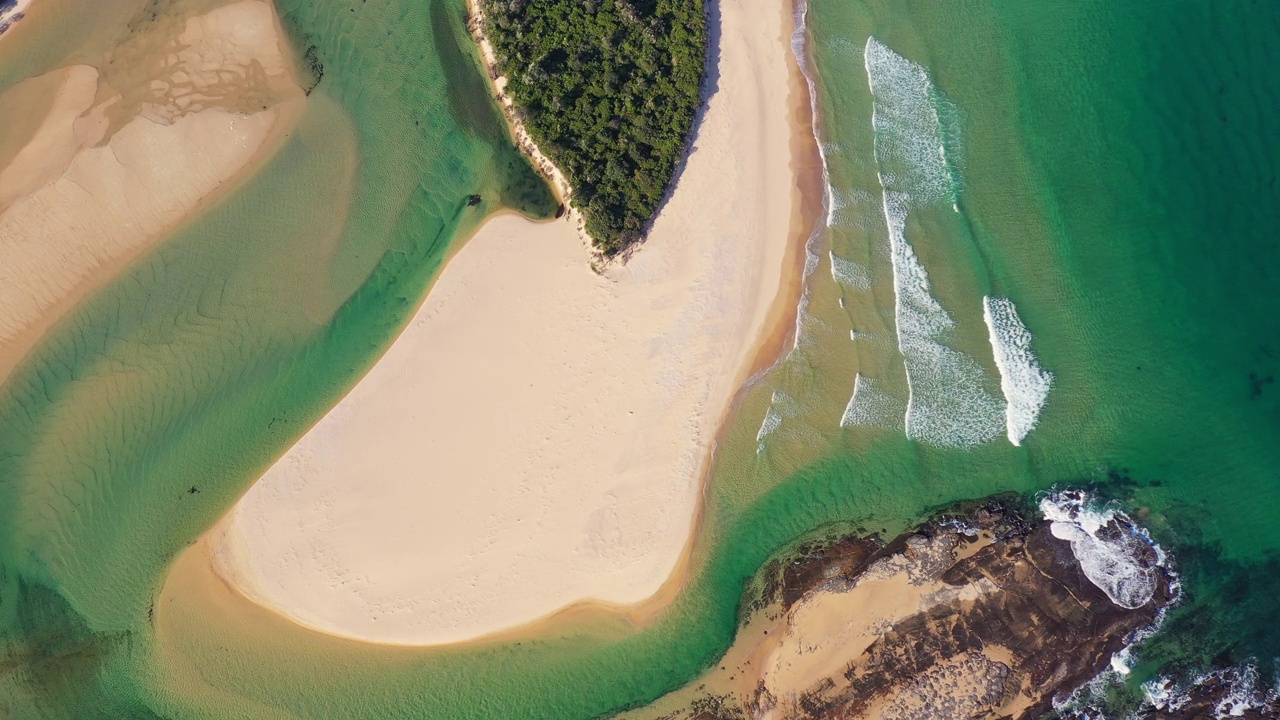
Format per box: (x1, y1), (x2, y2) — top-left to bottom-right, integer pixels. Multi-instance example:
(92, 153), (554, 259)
(864, 37), (1004, 448)
(983, 296), (1052, 445)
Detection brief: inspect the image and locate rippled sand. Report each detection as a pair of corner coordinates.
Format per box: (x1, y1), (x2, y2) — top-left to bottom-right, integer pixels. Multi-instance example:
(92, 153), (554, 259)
(0, 0), (304, 383)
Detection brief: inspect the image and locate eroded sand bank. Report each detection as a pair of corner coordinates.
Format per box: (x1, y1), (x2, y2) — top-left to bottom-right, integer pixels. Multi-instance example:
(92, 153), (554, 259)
(214, 0), (808, 645)
(0, 0), (304, 383)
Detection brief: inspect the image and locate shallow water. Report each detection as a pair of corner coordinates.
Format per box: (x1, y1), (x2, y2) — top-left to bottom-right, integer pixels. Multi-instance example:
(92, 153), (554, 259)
(740, 0), (1280, 706)
(1, 0), (1278, 717)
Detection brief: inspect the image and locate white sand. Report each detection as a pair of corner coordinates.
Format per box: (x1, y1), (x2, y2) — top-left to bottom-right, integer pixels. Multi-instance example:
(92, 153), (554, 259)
(0, 0), (303, 382)
(215, 0), (803, 645)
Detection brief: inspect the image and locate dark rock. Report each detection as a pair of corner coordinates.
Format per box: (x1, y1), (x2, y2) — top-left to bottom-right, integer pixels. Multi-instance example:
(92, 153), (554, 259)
(639, 499), (1177, 720)
(1135, 666), (1280, 720)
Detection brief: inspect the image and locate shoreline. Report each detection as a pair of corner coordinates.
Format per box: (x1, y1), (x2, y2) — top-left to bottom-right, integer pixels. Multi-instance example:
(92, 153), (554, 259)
(470, 0), (830, 639)
(615, 499), (1177, 720)
(463, 0), (593, 252)
(211, 0), (817, 646)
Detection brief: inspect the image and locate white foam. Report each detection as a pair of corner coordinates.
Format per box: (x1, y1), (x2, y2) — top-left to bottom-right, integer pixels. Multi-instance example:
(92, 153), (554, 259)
(839, 373), (903, 428)
(826, 186), (878, 228)
(1143, 664), (1279, 719)
(982, 296), (1052, 445)
(755, 405), (782, 443)
(1142, 677), (1188, 712)
(786, 5), (830, 358)
(824, 172), (841, 227)
(770, 389), (798, 414)
(830, 251), (871, 290)
(864, 37), (1004, 448)
(1109, 646), (1133, 676)
(802, 245), (820, 277)
(864, 38), (957, 205)
(1213, 664), (1272, 718)
(1039, 490), (1167, 609)
(791, 292), (811, 353)
(755, 390), (795, 446)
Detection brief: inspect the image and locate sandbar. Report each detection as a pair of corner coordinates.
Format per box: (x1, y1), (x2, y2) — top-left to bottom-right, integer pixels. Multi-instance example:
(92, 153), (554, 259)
(214, 0), (809, 645)
(0, 0), (305, 384)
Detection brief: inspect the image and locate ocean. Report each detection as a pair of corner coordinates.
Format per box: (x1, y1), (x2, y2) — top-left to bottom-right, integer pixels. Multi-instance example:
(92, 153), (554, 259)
(1, 0), (1277, 717)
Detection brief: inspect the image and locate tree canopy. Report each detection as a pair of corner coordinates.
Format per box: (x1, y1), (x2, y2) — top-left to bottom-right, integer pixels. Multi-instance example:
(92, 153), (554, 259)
(480, 0), (707, 256)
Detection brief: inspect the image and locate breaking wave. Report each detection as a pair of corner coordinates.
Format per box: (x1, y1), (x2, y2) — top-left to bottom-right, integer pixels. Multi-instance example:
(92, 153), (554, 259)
(864, 37), (1004, 448)
(756, 406), (782, 444)
(787, 0), (831, 356)
(1143, 663), (1280, 719)
(756, 390), (798, 452)
(839, 373), (904, 429)
(1039, 490), (1169, 609)
(982, 296), (1052, 445)
(864, 37), (959, 205)
(830, 251), (871, 289)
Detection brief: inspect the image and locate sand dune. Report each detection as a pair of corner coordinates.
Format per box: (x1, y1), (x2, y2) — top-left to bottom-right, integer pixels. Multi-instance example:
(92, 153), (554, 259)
(215, 0), (808, 645)
(0, 0), (304, 383)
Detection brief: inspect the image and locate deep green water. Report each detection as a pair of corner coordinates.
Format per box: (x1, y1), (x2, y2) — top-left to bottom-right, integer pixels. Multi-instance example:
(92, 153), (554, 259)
(753, 0), (1280, 708)
(1, 0), (1278, 717)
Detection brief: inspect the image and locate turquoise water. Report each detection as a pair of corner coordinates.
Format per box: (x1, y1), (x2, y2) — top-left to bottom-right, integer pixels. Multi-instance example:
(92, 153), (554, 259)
(1, 0), (1278, 717)
(761, 0), (1280, 704)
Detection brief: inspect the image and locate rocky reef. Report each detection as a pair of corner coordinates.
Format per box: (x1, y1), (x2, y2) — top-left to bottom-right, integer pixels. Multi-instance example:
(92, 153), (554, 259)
(1131, 665), (1280, 720)
(625, 497), (1178, 720)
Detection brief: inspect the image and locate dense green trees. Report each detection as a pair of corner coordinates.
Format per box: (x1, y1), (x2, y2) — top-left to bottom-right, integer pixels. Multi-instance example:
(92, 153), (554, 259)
(479, 0), (707, 256)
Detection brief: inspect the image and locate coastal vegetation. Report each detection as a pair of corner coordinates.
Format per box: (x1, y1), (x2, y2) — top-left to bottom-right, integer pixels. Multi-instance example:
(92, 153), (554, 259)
(478, 0), (707, 256)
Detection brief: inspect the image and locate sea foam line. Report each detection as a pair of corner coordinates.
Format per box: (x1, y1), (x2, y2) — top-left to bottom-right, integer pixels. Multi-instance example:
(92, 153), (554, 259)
(864, 37), (1004, 448)
(1144, 663), (1280, 719)
(756, 406), (782, 443)
(756, 390), (797, 451)
(785, 1), (832, 356)
(839, 373), (903, 429)
(830, 251), (871, 290)
(982, 296), (1052, 445)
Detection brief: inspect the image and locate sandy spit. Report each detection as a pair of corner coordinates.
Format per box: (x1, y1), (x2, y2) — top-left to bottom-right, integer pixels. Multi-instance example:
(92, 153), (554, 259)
(0, 0), (305, 385)
(214, 0), (814, 646)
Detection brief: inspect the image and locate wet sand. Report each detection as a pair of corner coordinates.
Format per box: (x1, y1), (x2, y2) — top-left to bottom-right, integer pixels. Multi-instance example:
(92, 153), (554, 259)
(0, 0), (305, 385)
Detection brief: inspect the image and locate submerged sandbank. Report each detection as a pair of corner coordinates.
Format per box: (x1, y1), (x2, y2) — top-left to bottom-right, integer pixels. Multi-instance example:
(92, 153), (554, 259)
(214, 0), (808, 645)
(0, 0), (304, 384)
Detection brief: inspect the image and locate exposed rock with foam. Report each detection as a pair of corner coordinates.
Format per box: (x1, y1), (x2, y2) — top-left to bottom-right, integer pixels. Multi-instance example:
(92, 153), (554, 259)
(1039, 490), (1168, 610)
(1138, 664), (1279, 719)
(616, 497), (1178, 720)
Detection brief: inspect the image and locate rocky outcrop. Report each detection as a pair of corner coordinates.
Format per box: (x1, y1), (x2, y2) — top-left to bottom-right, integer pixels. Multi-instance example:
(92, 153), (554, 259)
(631, 499), (1178, 720)
(1135, 666), (1280, 720)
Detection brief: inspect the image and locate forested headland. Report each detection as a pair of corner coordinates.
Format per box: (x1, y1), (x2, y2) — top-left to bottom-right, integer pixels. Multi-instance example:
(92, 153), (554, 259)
(477, 0), (707, 257)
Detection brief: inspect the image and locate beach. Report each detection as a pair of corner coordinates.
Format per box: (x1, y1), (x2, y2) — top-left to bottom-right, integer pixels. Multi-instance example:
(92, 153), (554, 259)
(213, 0), (812, 645)
(0, 0), (305, 384)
